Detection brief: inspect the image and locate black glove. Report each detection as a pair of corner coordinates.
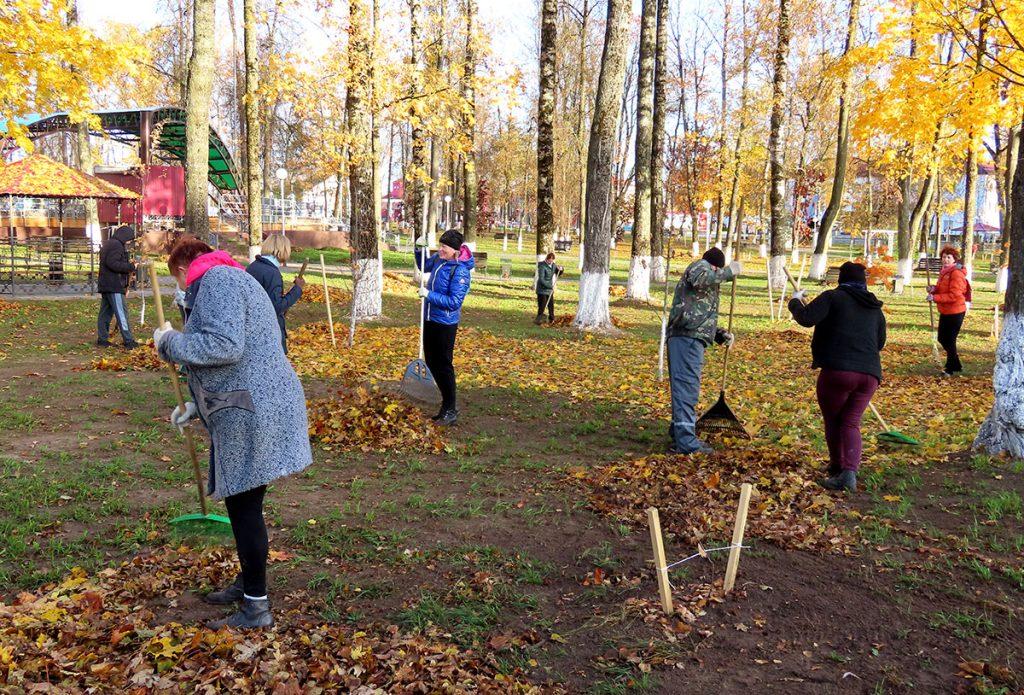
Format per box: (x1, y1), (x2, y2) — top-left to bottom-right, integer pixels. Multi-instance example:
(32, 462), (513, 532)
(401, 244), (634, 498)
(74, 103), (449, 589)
(714, 328), (735, 347)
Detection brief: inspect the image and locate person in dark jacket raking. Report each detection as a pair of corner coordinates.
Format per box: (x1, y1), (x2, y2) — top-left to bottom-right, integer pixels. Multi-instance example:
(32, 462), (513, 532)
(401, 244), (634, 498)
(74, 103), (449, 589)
(789, 261), (886, 493)
(666, 247), (742, 454)
(245, 233), (305, 353)
(534, 253), (564, 324)
(414, 229), (475, 426)
(96, 224), (139, 349)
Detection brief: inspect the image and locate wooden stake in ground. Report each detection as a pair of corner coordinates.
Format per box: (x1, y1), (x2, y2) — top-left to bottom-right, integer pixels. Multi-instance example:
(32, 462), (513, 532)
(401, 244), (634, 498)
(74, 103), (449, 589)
(646, 507), (673, 614)
(147, 263), (208, 518)
(765, 257), (776, 320)
(723, 482), (753, 593)
(319, 253), (337, 348)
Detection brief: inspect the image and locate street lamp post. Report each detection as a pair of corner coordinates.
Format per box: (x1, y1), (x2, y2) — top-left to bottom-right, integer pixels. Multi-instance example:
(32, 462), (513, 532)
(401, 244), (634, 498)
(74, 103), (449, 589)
(276, 167), (288, 236)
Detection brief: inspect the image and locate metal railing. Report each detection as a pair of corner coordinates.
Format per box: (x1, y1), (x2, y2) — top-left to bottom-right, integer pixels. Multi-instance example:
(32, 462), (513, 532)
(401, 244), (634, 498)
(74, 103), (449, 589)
(0, 236), (98, 295)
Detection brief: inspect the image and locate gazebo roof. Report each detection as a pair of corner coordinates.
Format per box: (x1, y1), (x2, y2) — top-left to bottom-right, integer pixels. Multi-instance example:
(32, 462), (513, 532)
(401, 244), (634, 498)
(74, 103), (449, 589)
(0, 154), (140, 200)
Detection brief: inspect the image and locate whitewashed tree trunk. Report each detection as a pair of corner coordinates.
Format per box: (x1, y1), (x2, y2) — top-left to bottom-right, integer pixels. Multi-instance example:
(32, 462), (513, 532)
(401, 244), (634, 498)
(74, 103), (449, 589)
(896, 256), (914, 292)
(576, 271), (611, 327)
(974, 313), (1024, 458)
(997, 266), (1008, 293)
(808, 252), (828, 280)
(650, 255), (666, 284)
(352, 257), (382, 319)
(626, 255), (651, 300)
(769, 254), (786, 291)
(248, 245), (261, 262)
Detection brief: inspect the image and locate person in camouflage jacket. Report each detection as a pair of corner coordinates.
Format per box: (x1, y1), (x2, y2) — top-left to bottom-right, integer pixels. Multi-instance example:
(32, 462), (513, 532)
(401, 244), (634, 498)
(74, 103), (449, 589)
(666, 247), (742, 454)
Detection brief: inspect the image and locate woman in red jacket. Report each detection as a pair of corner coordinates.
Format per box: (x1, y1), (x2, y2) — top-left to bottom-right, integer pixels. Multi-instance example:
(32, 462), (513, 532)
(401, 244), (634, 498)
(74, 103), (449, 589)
(927, 246), (968, 376)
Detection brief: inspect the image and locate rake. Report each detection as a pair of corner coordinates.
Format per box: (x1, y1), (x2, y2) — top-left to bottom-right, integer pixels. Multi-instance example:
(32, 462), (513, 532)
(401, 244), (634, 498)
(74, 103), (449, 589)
(868, 402), (920, 447)
(401, 243), (439, 402)
(147, 264), (231, 528)
(696, 277), (750, 439)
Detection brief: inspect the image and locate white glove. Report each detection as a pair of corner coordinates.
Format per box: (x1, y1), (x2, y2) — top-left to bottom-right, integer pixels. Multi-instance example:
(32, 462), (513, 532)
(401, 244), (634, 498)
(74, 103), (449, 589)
(170, 401), (197, 433)
(791, 289), (807, 303)
(418, 287), (429, 299)
(728, 260), (743, 276)
(965, 301), (971, 311)
(153, 321), (174, 347)
(414, 236), (428, 248)
(722, 331), (735, 347)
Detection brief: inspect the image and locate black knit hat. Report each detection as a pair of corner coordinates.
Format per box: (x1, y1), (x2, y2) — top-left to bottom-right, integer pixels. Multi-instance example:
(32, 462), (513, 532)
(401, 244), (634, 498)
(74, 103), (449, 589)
(702, 247), (725, 269)
(439, 229), (464, 250)
(838, 261), (867, 285)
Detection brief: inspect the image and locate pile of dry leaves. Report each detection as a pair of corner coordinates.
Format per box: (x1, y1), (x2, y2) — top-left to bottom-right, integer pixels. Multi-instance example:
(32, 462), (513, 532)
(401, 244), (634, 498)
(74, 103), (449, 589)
(0, 300), (20, 313)
(300, 282), (350, 305)
(573, 445), (854, 553)
(307, 386), (445, 453)
(0, 546), (540, 692)
(91, 341), (165, 372)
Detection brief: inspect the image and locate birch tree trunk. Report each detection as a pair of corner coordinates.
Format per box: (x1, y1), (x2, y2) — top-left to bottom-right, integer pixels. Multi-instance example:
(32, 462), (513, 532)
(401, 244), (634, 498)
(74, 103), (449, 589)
(408, 0), (427, 241)
(975, 113), (1024, 458)
(724, 0), (751, 263)
(462, 0), (479, 250)
(347, 0), (381, 319)
(810, 0), (859, 280)
(574, 0), (630, 329)
(185, 0), (215, 240)
(997, 123), (1020, 293)
(767, 0), (791, 289)
(627, 0), (656, 301)
(243, 0), (263, 259)
(536, 0), (557, 259)
(649, 0), (668, 284)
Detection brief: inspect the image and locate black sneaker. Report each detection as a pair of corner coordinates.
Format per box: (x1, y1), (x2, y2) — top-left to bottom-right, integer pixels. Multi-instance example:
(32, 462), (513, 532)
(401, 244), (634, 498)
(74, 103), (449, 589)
(204, 575), (244, 605)
(430, 408), (445, 422)
(820, 470), (857, 493)
(207, 596), (273, 630)
(96, 339), (112, 348)
(438, 408), (459, 427)
(123, 341), (140, 350)
(533, 315), (543, 325)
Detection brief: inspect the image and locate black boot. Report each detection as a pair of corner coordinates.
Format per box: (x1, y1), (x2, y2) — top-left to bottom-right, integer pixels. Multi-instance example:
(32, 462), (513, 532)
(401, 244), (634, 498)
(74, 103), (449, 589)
(207, 596), (273, 629)
(123, 340), (139, 350)
(96, 339), (111, 348)
(820, 470), (857, 493)
(438, 408), (459, 427)
(827, 462), (841, 477)
(533, 315), (543, 325)
(204, 575), (244, 605)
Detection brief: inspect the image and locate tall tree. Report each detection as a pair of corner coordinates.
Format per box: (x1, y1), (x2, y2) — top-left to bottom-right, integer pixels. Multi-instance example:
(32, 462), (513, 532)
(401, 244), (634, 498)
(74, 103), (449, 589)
(997, 122), (1020, 292)
(184, 0), (215, 239)
(462, 0), (479, 249)
(809, 0), (860, 279)
(722, 0), (751, 261)
(961, 18), (988, 282)
(767, 0), (792, 287)
(243, 0), (263, 259)
(347, 0), (382, 318)
(627, 0), (657, 300)
(407, 0), (428, 241)
(536, 0), (557, 259)
(68, 2), (100, 247)
(574, 0), (630, 328)
(649, 0), (669, 283)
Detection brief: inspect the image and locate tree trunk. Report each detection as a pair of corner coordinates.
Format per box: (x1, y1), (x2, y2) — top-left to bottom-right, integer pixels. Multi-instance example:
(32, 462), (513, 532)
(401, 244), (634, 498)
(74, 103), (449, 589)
(961, 19), (987, 283)
(649, 0), (668, 284)
(767, 0), (791, 288)
(408, 0), (427, 241)
(997, 123), (1020, 293)
(243, 0), (263, 259)
(810, 0), (860, 279)
(724, 0), (751, 263)
(75, 124), (101, 248)
(426, 139), (441, 242)
(536, 0), (557, 259)
(713, 4), (731, 246)
(347, 0), (381, 319)
(185, 0), (215, 240)
(574, 0), (630, 329)
(975, 113), (1024, 458)
(462, 0), (479, 250)
(575, 0), (590, 268)
(627, 0), (656, 301)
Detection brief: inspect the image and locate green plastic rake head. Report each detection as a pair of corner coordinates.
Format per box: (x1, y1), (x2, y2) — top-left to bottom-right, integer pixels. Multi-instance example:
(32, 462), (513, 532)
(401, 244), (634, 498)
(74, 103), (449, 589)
(869, 403), (920, 447)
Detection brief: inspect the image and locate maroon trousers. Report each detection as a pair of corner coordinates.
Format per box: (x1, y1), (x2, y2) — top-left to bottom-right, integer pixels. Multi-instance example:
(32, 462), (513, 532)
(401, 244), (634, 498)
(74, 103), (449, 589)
(816, 369), (879, 473)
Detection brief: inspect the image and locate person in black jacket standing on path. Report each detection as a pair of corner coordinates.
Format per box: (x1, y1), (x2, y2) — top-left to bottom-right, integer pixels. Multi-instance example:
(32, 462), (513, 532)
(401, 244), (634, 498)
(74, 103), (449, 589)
(245, 233), (305, 353)
(96, 225), (139, 349)
(789, 262), (886, 493)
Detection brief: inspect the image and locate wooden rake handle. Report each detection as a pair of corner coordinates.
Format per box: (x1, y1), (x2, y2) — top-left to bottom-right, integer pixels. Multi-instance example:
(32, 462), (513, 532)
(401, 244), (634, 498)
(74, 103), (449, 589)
(782, 266), (806, 306)
(720, 277), (738, 392)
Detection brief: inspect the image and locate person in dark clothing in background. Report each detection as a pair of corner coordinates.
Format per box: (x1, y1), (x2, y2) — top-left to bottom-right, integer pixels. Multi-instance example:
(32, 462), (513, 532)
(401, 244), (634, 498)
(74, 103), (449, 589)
(96, 225), (139, 349)
(414, 229), (475, 426)
(789, 261), (886, 493)
(534, 253), (564, 324)
(245, 233), (305, 353)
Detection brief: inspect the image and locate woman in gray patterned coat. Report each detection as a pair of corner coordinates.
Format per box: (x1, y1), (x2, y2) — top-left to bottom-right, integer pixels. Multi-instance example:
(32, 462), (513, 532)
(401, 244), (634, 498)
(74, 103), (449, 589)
(153, 237), (313, 629)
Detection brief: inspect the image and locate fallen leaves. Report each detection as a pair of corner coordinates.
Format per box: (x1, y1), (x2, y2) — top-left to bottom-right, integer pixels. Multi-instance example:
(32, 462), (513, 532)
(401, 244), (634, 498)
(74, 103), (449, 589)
(0, 547), (543, 692)
(300, 282), (350, 305)
(307, 386), (445, 453)
(90, 341), (164, 372)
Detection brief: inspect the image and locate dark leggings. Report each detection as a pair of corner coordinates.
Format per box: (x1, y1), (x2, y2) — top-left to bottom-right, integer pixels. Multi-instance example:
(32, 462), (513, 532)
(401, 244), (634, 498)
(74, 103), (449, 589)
(816, 369), (878, 473)
(223, 485), (268, 597)
(536, 293), (555, 321)
(937, 312), (965, 374)
(423, 320), (459, 410)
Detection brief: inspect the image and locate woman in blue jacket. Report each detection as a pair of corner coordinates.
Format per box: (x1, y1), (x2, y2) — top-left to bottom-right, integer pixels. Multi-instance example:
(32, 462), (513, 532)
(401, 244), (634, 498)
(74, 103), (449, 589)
(245, 234), (305, 353)
(415, 229), (474, 425)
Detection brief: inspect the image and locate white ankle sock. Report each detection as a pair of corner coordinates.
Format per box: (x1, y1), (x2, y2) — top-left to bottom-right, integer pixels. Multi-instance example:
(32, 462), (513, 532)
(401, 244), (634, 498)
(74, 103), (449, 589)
(243, 594), (267, 601)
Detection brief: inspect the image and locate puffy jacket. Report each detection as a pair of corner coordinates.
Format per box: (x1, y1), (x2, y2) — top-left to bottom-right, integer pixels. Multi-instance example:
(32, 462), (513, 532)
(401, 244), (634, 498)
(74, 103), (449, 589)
(246, 255), (302, 353)
(931, 265), (968, 315)
(97, 225), (136, 294)
(666, 259), (735, 346)
(415, 245), (475, 325)
(536, 261), (563, 294)
(788, 284), (887, 381)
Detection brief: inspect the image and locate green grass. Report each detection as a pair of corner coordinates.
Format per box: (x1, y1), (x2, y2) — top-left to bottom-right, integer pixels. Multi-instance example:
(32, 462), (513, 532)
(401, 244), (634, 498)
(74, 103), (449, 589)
(929, 609), (996, 639)
(979, 491), (1023, 522)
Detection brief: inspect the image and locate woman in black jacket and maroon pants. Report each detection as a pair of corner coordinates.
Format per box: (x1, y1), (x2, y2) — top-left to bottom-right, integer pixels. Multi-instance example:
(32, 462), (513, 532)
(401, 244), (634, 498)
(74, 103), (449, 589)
(788, 262), (886, 493)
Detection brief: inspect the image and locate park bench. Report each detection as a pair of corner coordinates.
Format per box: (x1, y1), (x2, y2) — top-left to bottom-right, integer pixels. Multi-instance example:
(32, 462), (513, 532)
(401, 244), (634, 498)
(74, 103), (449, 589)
(554, 239), (572, 252)
(821, 267), (841, 285)
(915, 256), (942, 273)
